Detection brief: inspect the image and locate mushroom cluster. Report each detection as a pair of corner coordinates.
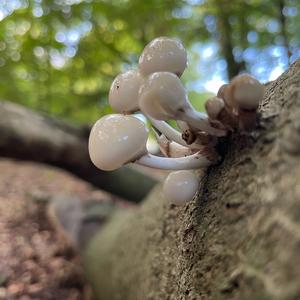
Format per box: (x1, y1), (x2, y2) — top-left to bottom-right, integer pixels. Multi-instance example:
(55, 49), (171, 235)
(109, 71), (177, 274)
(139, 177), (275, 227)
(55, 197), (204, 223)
(89, 37), (265, 205)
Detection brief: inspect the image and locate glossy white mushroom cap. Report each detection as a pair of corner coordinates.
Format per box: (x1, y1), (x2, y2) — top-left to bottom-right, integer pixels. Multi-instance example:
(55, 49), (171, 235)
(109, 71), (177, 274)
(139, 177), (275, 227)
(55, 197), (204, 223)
(205, 97), (225, 120)
(89, 114), (148, 171)
(139, 37), (187, 77)
(163, 170), (199, 205)
(231, 74), (264, 110)
(109, 70), (143, 113)
(139, 72), (187, 120)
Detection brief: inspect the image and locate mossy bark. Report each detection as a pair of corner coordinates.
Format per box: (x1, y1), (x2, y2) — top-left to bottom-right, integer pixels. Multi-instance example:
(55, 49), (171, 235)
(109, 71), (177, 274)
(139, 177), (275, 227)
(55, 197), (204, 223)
(83, 60), (300, 300)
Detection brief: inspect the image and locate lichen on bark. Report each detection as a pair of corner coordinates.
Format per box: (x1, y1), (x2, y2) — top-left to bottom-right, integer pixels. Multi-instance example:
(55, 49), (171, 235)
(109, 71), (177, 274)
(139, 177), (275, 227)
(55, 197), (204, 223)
(83, 60), (300, 300)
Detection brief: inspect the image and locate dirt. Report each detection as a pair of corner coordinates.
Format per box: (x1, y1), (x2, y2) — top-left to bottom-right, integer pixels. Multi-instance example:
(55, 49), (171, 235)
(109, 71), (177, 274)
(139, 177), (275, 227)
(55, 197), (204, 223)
(0, 158), (120, 300)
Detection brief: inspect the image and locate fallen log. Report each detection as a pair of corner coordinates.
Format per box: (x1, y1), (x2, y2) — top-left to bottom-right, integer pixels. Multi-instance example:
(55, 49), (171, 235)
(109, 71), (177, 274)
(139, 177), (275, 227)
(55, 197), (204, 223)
(0, 101), (157, 202)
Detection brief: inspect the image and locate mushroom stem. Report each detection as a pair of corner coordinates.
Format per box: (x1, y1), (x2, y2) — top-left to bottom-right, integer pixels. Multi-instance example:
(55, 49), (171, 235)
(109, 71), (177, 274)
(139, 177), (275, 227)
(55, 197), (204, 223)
(135, 152), (212, 170)
(148, 116), (205, 150)
(154, 132), (194, 158)
(176, 120), (188, 132)
(178, 104), (226, 137)
(238, 109), (257, 131)
(147, 116), (188, 147)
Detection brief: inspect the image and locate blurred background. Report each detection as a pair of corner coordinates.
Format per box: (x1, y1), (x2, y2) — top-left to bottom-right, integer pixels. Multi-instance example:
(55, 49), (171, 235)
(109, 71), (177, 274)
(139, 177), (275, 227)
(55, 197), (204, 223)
(0, 1), (300, 299)
(0, 0), (299, 124)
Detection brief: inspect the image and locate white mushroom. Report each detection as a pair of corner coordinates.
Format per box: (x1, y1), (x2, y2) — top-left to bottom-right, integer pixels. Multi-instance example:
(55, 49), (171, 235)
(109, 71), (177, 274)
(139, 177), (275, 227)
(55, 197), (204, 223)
(89, 114), (148, 171)
(109, 70), (143, 113)
(139, 72), (186, 120)
(139, 37), (187, 77)
(163, 170), (199, 205)
(139, 72), (226, 137)
(89, 114), (214, 171)
(108, 69), (198, 146)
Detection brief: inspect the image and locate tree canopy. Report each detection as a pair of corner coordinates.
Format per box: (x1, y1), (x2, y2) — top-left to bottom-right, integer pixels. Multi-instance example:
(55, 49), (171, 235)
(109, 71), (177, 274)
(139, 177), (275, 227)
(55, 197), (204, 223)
(0, 0), (299, 123)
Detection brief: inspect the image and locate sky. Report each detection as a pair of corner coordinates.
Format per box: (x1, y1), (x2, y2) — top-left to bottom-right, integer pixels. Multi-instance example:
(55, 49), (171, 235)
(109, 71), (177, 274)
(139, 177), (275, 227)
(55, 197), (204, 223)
(194, 42), (290, 94)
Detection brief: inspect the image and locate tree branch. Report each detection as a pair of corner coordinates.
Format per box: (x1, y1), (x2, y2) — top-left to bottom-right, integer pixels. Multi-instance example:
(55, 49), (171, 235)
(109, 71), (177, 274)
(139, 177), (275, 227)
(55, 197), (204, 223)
(0, 101), (157, 202)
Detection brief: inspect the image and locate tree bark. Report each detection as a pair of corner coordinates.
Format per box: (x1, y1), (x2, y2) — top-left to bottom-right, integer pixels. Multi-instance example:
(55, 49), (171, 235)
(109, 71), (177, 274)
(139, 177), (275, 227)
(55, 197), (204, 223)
(82, 60), (300, 300)
(0, 101), (157, 202)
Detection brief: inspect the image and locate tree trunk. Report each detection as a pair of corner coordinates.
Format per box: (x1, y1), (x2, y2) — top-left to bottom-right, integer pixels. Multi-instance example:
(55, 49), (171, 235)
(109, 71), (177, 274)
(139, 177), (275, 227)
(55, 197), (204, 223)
(0, 101), (157, 202)
(215, 0), (246, 79)
(278, 0), (292, 64)
(82, 60), (300, 300)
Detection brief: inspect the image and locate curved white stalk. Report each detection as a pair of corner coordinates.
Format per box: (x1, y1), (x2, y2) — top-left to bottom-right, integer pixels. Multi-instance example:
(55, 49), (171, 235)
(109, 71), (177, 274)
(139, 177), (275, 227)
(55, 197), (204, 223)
(178, 104), (226, 137)
(135, 152), (211, 170)
(149, 116), (209, 149)
(147, 116), (187, 147)
(177, 107), (226, 137)
(177, 120), (189, 132)
(154, 132), (194, 158)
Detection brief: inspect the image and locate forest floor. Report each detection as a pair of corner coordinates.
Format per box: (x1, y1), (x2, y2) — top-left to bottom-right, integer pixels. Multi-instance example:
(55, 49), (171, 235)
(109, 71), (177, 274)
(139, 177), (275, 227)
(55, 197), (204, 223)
(0, 158), (125, 300)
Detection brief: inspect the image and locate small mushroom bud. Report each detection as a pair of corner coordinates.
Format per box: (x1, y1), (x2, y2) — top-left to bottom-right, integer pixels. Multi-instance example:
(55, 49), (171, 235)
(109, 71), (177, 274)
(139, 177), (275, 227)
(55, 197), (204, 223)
(217, 84), (229, 100)
(226, 74), (265, 111)
(109, 70), (143, 113)
(225, 74), (264, 131)
(205, 97), (225, 120)
(89, 114), (213, 171)
(219, 85), (236, 114)
(139, 72), (226, 137)
(205, 96), (237, 130)
(163, 170), (199, 205)
(223, 74), (264, 114)
(139, 37), (187, 77)
(89, 114), (148, 171)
